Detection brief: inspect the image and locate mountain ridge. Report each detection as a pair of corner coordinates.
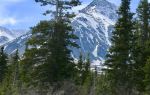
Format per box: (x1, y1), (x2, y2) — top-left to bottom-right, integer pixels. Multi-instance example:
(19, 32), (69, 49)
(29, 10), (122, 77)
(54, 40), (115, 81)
(0, 26), (28, 46)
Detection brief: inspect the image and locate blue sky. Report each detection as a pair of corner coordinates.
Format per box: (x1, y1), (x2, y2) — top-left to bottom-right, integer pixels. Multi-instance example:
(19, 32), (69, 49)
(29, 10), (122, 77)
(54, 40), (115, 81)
(0, 0), (147, 30)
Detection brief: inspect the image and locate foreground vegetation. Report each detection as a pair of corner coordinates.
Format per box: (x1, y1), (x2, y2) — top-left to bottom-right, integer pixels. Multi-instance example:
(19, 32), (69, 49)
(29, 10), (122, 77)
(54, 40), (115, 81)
(0, 0), (150, 95)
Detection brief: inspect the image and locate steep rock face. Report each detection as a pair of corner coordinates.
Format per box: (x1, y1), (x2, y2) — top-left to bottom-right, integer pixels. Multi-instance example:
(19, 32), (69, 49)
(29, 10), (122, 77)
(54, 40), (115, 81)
(3, 0), (118, 65)
(72, 0), (118, 64)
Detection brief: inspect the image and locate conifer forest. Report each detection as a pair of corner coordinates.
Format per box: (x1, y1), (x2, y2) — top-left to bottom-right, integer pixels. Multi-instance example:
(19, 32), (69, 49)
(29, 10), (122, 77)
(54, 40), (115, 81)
(0, 0), (150, 95)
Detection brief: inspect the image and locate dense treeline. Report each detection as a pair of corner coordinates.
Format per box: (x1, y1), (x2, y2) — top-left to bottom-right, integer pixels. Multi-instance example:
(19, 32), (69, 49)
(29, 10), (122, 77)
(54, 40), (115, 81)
(0, 0), (149, 95)
(104, 0), (150, 95)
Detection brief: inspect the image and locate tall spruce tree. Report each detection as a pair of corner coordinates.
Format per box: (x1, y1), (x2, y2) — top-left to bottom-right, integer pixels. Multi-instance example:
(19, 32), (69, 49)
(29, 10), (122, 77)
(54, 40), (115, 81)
(137, 0), (150, 63)
(0, 47), (8, 83)
(1, 50), (20, 95)
(34, 0), (80, 84)
(76, 53), (84, 85)
(12, 50), (20, 86)
(82, 53), (91, 84)
(104, 0), (134, 94)
(20, 0), (81, 93)
(134, 0), (150, 92)
(137, 0), (150, 42)
(76, 53), (91, 85)
(20, 21), (54, 87)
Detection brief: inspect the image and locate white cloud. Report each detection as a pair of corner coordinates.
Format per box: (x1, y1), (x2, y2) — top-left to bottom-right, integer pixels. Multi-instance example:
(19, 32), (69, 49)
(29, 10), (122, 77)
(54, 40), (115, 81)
(0, 0), (24, 26)
(0, 17), (17, 25)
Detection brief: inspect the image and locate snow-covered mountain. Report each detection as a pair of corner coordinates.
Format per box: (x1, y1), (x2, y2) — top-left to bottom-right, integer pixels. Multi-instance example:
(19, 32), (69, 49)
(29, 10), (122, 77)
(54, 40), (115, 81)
(72, 0), (118, 65)
(0, 26), (28, 45)
(3, 0), (118, 65)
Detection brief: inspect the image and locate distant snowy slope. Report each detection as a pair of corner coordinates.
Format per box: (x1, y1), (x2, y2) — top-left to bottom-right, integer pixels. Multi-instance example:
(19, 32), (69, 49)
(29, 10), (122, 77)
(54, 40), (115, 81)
(0, 26), (28, 45)
(4, 32), (31, 55)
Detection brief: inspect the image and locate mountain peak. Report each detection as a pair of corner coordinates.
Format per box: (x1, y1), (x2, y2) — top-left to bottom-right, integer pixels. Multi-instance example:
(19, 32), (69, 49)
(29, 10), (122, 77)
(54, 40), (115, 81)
(80, 0), (118, 21)
(89, 0), (117, 8)
(91, 0), (111, 5)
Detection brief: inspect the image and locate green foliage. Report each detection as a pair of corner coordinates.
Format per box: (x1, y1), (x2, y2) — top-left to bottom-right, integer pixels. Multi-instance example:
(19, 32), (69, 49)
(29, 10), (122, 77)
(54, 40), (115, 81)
(144, 57), (150, 95)
(35, 0), (81, 16)
(132, 0), (150, 93)
(75, 53), (91, 85)
(104, 0), (135, 94)
(46, 21), (78, 83)
(1, 0), (150, 95)
(0, 47), (8, 83)
(103, 0), (150, 94)
(79, 72), (93, 95)
(137, 0), (150, 42)
(20, 21), (54, 87)
(75, 53), (84, 85)
(0, 70), (19, 95)
(95, 74), (114, 95)
(82, 54), (91, 85)
(19, 0), (81, 94)
(0, 50), (20, 95)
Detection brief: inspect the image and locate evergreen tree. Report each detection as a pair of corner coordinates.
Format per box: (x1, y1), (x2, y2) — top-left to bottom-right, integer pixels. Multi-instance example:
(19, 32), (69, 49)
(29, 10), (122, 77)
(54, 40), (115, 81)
(46, 21), (79, 84)
(11, 49), (20, 95)
(0, 50), (20, 95)
(76, 53), (91, 85)
(34, 0), (80, 84)
(133, 0), (150, 92)
(104, 0), (134, 94)
(76, 52), (84, 85)
(95, 73), (114, 95)
(0, 47), (8, 83)
(12, 49), (20, 86)
(82, 53), (91, 84)
(20, 21), (54, 87)
(20, 0), (81, 94)
(144, 57), (150, 95)
(137, 0), (150, 42)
